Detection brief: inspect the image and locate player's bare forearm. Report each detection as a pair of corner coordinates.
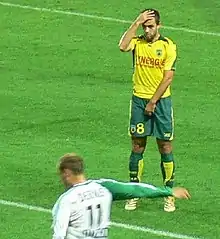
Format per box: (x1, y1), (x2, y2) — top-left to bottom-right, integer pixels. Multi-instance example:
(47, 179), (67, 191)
(118, 21), (139, 52)
(151, 70), (174, 103)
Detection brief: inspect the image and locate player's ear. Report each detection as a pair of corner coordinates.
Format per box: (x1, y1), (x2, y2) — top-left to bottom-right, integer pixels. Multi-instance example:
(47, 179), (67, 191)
(157, 22), (161, 29)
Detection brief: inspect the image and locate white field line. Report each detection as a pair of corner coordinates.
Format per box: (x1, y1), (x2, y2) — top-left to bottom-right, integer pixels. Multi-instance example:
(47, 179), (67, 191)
(0, 199), (203, 239)
(0, 1), (220, 37)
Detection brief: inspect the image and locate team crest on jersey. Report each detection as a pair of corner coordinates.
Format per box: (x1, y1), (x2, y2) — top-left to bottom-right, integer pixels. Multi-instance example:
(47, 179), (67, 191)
(156, 49), (162, 57)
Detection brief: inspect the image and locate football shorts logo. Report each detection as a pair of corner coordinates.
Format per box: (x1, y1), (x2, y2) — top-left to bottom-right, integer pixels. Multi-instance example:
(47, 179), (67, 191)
(164, 133), (171, 137)
(130, 125), (136, 133)
(156, 49), (162, 57)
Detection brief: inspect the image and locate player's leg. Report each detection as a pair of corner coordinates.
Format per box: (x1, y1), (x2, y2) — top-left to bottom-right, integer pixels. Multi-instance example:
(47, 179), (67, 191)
(157, 139), (175, 212)
(129, 135), (147, 183)
(154, 96), (175, 212)
(125, 135), (147, 211)
(125, 95), (151, 210)
(157, 140), (175, 188)
(128, 95), (151, 183)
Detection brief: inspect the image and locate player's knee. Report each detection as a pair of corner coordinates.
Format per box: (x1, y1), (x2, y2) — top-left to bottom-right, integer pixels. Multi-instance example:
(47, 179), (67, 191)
(157, 140), (172, 154)
(132, 136), (146, 153)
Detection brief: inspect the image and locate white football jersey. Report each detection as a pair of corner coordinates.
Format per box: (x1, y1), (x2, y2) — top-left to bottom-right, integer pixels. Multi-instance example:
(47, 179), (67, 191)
(52, 180), (112, 239)
(52, 178), (173, 239)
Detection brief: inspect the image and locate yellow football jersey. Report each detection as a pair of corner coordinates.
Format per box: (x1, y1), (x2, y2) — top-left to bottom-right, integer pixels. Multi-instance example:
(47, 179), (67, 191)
(128, 35), (177, 99)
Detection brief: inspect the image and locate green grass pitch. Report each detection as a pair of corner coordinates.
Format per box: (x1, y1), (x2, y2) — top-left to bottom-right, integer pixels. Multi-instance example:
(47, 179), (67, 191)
(1, 1), (220, 238)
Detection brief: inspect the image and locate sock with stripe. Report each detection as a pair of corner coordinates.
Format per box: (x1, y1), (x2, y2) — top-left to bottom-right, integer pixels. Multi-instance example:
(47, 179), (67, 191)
(129, 151), (144, 183)
(160, 152), (175, 188)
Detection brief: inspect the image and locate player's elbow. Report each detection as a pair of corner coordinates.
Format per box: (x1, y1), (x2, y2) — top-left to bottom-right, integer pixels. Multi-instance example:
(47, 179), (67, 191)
(167, 77), (173, 84)
(118, 42), (129, 52)
(164, 77), (173, 87)
(119, 48), (127, 52)
(119, 45), (126, 52)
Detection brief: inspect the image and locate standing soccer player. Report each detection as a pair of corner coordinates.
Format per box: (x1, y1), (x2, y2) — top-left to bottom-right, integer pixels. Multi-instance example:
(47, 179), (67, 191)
(52, 153), (190, 239)
(119, 9), (177, 212)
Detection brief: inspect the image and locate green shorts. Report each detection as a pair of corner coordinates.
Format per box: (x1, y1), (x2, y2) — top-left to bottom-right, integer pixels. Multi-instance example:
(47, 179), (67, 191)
(129, 95), (174, 140)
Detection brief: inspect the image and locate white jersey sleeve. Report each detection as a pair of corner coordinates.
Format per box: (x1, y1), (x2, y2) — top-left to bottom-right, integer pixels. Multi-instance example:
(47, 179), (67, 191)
(52, 196), (71, 239)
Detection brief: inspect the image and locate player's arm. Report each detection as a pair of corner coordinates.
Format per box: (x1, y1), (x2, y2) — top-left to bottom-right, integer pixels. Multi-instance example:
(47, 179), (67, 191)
(151, 43), (177, 103)
(150, 70), (174, 104)
(52, 198), (71, 239)
(118, 10), (155, 52)
(97, 179), (190, 201)
(146, 43), (177, 115)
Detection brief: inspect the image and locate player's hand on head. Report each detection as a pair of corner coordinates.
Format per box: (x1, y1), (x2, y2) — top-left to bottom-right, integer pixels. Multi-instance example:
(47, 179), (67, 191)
(172, 187), (191, 199)
(136, 10), (155, 25)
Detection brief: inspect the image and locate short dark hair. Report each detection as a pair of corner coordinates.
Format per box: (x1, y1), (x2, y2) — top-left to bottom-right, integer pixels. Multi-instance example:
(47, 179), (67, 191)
(141, 8), (160, 25)
(59, 153), (84, 175)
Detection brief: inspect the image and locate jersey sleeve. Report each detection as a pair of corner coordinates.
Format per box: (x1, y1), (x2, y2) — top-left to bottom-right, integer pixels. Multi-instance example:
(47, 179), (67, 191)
(52, 197), (71, 239)
(164, 42), (177, 71)
(96, 179), (173, 201)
